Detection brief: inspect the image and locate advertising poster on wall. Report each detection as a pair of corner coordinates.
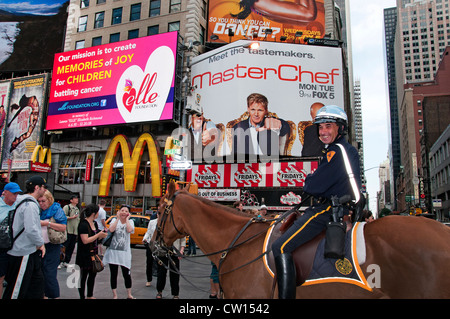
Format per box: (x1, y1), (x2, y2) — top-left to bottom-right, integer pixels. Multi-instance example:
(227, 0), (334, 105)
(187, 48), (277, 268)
(0, 0), (68, 72)
(1, 74), (47, 170)
(0, 81), (11, 153)
(46, 31), (178, 130)
(207, 0), (325, 44)
(186, 40), (344, 160)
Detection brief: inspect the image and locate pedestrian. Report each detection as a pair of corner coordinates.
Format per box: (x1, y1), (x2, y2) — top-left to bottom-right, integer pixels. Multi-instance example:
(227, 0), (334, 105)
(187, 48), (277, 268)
(95, 199), (107, 256)
(272, 105), (362, 299)
(258, 204), (268, 217)
(209, 262), (220, 299)
(233, 201), (243, 211)
(75, 203), (107, 299)
(3, 176), (46, 299)
(186, 236), (196, 256)
(156, 236), (185, 299)
(38, 189), (67, 299)
(102, 204), (135, 299)
(61, 194), (80, 267)
(362, 210), (374, 223)
(143, 211), (157, 287)
(0, 182), (22, 297)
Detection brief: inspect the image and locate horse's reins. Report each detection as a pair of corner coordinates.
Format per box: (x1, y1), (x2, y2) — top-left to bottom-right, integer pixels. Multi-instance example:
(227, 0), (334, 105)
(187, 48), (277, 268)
(153, 192), (311, 286)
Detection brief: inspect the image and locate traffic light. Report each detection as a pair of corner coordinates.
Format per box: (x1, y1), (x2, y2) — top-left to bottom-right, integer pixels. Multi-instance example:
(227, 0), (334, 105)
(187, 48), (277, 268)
(420, 193), (426, 199)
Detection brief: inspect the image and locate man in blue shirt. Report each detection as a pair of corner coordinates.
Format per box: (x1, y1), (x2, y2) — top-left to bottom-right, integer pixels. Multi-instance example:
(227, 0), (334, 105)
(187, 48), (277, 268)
(0, 182), (22, 296)
(272, 105), (362, 299)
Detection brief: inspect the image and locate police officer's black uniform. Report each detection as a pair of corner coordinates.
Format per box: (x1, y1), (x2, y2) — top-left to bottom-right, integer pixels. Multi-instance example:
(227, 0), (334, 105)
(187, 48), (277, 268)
(272, 107), (362, 299)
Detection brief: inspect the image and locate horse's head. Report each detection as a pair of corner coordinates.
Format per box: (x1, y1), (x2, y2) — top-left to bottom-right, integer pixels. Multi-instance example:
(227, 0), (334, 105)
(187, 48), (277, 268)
(150, 180), (187, 256)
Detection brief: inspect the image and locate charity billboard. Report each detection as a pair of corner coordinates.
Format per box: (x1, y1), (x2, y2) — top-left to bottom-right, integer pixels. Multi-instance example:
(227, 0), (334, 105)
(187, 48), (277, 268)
(1, 74), (48, 171)
(46, 31), (178, 130)
(186, 40), (344, 161)
(208, 0), (325, 44)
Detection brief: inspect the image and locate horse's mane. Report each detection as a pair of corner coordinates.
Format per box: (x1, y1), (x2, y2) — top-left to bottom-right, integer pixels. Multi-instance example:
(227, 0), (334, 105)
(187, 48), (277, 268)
(175, 190), (254, 218)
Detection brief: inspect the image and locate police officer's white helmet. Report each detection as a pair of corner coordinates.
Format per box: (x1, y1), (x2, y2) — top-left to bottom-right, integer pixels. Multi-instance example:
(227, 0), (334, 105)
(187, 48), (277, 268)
(314, 105), (348, 134)
(314, 105), (347, 125)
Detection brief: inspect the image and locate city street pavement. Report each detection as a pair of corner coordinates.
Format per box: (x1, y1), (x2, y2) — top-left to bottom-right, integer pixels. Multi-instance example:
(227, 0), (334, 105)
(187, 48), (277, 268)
(58, 245), (213, 299)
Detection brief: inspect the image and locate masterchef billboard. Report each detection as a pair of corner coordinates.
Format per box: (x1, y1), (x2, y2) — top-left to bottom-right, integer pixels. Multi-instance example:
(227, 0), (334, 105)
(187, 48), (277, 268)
(208, 0), (325, 44)
(186, 40), (344, 160)
(46, 31), (178, 130)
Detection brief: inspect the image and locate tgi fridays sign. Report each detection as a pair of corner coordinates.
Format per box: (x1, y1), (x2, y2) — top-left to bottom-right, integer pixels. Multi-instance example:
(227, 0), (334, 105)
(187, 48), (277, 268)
(186, 161), (318, 188)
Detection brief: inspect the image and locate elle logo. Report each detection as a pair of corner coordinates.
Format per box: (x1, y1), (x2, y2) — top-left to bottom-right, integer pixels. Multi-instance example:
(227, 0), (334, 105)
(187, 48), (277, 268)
(116, 46), (175, 123)
(122, 73), (158, 113)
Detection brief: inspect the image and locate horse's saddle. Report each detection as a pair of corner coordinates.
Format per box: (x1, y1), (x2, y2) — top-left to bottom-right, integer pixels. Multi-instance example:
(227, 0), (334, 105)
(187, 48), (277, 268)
(265, 213), (362, 286)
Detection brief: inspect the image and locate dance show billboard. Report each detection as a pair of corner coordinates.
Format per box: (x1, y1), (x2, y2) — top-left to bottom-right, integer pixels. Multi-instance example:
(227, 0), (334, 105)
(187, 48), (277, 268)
(46, 31), (178, 130)
(208, 0), (325, 44)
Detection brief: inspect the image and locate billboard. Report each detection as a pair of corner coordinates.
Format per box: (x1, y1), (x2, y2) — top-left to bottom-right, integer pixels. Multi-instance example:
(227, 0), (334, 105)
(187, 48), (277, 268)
(46, 31), (178, 130)
(1, 74), (48, 170)
(0, 0), (68, 71)
(208, 0), (325, 44)
(0, 81), (12, 152)
(186, 40), (344, 160)
(186, 161), (318, 188)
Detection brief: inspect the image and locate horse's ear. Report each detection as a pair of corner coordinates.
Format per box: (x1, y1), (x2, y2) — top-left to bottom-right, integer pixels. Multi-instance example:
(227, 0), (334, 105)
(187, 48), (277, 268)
(167, 180), (176, 197)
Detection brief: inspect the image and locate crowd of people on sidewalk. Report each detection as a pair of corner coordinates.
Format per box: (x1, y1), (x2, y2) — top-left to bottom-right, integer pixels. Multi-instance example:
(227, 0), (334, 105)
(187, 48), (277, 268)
(0, 177), (220, 299)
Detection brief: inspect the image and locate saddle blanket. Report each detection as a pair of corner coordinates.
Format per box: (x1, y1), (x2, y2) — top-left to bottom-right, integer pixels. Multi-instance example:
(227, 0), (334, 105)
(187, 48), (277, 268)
(303, 221), (372, 290)
(263, 221), (372, 291)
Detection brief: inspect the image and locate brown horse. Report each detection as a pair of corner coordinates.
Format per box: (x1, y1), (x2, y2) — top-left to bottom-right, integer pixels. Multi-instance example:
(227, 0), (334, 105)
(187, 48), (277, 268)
(153, 183), (450, 298)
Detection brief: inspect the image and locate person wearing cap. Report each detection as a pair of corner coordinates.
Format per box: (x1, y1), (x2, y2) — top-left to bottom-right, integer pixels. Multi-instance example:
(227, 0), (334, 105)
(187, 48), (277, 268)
(258, 204), (268, 217)
(186, 103), (219, 162)
(272, 105), (362, 299)
(0, 182), (22, 296)
(3, 175), (47, 299)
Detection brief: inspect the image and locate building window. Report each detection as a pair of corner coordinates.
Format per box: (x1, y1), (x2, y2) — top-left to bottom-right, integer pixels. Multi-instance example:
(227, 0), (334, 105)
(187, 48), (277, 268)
(202, 0), (207, 18)
(81, 0), (89, 8)
(128, 29), (139, 39)
(150, 0), (161, 17)
(92, 36), (102, 46)
(58, 153), (87, 185)
(170, 0), (181, 13)
(75, 40), (85, 49)
(130, 3), (141, 21)
(110, 32), (120, 43)
(97, 0), (106, 3)
(168, 21), (180, 32)
(78, 15), (88, 32)
(112, 7), (122, 25)
(147, 25), (159, 36)
(94, 11), (105, 29)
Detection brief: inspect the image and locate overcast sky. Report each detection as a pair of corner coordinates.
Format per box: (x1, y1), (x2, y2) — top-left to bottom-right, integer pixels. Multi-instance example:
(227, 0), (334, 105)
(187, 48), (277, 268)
(350, 0), (397, 214)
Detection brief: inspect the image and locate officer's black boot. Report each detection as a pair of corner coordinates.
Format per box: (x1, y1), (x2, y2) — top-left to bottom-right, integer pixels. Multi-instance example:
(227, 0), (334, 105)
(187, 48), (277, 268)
(274, 253), (296, 299)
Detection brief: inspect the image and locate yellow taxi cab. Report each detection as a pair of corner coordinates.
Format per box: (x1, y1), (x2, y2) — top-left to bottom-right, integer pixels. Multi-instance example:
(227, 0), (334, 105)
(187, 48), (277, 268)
(105, 215), (150, 246)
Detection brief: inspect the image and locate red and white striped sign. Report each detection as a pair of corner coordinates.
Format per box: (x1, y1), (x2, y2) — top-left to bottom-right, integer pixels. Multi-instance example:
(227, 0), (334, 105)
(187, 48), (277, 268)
(186, 161), (318, 188)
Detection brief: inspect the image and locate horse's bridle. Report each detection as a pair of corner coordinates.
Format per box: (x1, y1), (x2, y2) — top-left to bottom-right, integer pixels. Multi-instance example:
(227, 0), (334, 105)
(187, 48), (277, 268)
(153, 193), (188, 258)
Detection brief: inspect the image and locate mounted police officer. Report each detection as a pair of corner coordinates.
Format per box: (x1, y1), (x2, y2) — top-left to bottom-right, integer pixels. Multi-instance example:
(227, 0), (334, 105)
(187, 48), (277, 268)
(272, 105), (362, 299)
